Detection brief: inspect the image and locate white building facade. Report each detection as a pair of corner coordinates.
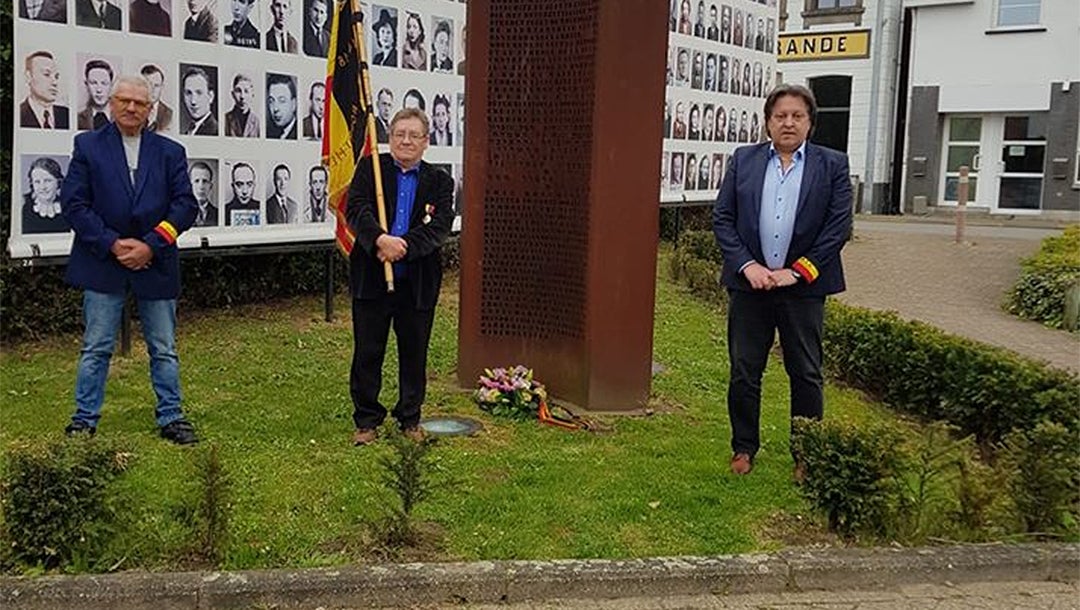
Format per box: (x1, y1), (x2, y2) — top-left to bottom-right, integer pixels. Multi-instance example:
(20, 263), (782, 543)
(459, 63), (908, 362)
(902, 0), (1079, 216)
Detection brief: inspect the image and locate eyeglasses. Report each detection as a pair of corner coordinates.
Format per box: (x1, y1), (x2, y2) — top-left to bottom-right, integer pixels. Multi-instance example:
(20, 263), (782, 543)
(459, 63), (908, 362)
(391, 130), (428, 141)
(113, 97), (151, 109)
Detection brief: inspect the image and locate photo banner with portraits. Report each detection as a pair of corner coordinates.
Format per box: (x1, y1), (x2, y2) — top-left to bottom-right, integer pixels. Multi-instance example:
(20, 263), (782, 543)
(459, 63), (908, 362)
(663, 0), (778, 203)
(9, 0), (467, 259)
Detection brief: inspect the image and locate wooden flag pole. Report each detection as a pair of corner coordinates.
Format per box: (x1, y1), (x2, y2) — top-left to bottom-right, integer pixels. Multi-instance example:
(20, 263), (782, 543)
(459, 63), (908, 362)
(349, 0), (394, 293)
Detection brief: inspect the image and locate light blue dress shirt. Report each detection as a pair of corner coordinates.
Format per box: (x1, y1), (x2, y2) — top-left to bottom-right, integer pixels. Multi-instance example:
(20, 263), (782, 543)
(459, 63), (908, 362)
(758, 141), (805, 270)
(390, 162), (419, 278)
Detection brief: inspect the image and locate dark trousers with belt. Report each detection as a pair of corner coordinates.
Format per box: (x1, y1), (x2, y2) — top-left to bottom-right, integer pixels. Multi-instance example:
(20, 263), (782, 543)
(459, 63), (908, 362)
(726, 288), (825, 457)
(350, 281), (436, 430)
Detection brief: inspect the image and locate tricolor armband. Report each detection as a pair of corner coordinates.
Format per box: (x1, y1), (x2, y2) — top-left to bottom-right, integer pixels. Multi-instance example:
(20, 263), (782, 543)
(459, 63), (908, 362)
(791, 257), (819, 283)
(153, 221), (178, 245)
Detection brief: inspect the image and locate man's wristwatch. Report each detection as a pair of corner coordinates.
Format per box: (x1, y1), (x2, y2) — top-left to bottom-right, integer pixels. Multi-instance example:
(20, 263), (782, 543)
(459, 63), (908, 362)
(790, 270), (801, 283)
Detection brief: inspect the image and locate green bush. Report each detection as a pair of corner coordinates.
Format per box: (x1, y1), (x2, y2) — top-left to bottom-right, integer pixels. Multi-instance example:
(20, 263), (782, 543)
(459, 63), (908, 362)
(792, 417), (904, 536)
(1006, 225), (1080, 330)
(1000, 420), (1080, 535)
(1, 437), (132, 569)
(822, 301), (1080, 449)
(669, 231), (726, 306)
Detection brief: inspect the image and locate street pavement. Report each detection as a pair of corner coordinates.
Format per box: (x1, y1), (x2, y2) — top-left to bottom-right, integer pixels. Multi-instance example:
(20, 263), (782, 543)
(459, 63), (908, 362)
(838, 218), (1079, 373)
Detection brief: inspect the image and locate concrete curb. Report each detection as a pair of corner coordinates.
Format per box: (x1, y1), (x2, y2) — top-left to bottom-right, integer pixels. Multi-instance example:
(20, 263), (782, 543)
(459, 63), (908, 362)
(1, 543), (1076, 609)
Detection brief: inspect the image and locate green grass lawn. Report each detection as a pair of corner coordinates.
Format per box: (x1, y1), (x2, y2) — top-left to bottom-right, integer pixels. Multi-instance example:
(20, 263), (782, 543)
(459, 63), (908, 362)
(0, 254), (895, 571)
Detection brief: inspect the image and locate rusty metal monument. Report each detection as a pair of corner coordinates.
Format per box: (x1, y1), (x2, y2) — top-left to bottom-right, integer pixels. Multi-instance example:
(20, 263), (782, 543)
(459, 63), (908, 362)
(457, 0), (668, 411)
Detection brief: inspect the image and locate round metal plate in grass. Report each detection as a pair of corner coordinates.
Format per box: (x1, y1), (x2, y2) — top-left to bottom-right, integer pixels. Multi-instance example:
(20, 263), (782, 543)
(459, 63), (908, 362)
(419, 416), (484, 437)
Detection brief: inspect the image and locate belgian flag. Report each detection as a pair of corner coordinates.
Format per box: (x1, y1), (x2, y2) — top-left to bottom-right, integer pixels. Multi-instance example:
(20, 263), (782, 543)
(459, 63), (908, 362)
(321, 0), (371, 257)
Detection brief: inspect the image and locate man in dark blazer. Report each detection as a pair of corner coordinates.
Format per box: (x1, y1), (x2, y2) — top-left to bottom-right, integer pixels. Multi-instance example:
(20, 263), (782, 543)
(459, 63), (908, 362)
(345, 108), (454, 446)
(224, 0), (259, 47)
(19, 0), (67, 22)
(712, 83), (852, 482)
(20, 51), (70, 129)
(61, 74), (199, 445)
(77, 60), (114, 131)
(183, 0), (218, 41)
(302, 0), (329, 57)
(75, 0), (121, 29)
(301, 82), (324, 140)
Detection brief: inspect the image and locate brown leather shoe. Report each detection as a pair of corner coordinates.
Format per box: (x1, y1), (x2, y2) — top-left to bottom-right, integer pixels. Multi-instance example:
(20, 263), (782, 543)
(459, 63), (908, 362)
(731, 453), (753, 475)
(793, 460), (807, 485)
(402, 426), (426, 443)
(352, 428), (377, 446)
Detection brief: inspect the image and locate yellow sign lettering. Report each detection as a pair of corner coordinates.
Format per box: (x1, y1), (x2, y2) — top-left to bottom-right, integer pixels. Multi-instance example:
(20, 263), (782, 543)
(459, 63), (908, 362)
(777, 29), (870, 62)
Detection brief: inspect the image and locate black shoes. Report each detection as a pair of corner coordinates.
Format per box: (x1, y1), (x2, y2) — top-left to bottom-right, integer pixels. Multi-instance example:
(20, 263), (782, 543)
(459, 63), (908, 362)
(64, 421), (97, 437)
(160, 419), (199, 445)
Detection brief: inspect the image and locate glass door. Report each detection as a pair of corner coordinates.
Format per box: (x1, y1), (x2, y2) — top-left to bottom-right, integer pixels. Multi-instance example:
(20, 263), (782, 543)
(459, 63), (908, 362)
(995, 115), (1046, 212)
(941, 116), (982, 206)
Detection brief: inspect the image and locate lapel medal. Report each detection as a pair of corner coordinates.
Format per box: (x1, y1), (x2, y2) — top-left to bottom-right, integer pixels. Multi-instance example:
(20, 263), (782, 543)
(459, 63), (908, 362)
(422, 203), (435, 225)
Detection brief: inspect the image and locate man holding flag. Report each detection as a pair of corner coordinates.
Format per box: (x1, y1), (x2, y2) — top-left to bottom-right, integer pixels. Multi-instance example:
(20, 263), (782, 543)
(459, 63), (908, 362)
(322, 0), (454, 446)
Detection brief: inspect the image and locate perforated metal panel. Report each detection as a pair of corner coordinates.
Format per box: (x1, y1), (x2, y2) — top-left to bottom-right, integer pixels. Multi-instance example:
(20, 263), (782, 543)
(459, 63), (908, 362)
(479, 0), (598, 340)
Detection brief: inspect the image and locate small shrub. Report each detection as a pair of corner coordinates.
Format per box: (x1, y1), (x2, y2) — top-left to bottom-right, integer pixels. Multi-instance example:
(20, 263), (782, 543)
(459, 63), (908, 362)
(999, 420), (1080, 535)
(1, 437), (132, 569)
(193, 444), (231, 565)
(372, 430), (439, 548)
(1006, 225), (1080, 330)
(793, 417), (903, 537)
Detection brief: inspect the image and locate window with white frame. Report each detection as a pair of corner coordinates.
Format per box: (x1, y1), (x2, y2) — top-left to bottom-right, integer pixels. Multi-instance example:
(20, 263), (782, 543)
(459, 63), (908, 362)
(997, 0), (1040, 27)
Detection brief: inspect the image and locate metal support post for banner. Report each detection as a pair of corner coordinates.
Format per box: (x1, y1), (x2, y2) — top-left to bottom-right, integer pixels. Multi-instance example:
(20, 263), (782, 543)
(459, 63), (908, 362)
(955, 165), (969, 244)
(324, 247), (335, 322)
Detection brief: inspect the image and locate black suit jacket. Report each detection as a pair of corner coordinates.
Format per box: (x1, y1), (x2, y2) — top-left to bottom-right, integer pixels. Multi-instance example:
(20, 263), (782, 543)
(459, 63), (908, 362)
(346, 153), (455, 310)
(20, 100), (70, 129)
(130, 0), (170, 35)
(713, 141), (852, 297)
(302, 113), (321, 139)
(19, 0), (67, 22)
(303, 24), (329, 57)
(265, 28), (298, 52)
(76, 0), (120, 28)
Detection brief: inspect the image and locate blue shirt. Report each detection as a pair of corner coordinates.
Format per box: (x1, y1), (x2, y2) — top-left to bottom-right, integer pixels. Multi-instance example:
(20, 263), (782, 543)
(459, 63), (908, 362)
(390, 162), (419, 278)
(758, 141), (805, 270)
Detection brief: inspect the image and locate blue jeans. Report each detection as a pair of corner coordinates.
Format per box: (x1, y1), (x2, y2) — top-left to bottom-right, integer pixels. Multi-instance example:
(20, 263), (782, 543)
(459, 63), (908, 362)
(71, 290), (185, 428)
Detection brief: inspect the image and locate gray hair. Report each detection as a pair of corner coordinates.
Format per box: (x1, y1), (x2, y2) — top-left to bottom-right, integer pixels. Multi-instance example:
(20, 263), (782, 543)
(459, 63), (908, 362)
(110, 74), (152, 99)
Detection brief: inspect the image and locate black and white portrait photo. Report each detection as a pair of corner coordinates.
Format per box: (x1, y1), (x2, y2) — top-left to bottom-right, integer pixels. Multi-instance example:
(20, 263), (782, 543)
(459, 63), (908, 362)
(690, 50), (703, 89)
(224, 71), (260, 137)
(675, 47), (688, 87)
(20, 51), (70, 130)
(184, 0), (218, 41)
(370, 6), (397, 67)
(669, 152), (684, 192)
(76, 55), (119, 130)
(305, 165), (330, 223)
(19, 0), (67, 23)
(302, 81), (324, 141)
(456, 92), (465, 145)
(302, 0), (330, 57)
(20, 155), (71, 234)
(265, 163), (300, 224)
(179, 63), (219, 136)
(402, 87), (425, 112)
(76, 0), (121, 29)
(720, 4), (731, 44)
(265, 0), (298, 53)
(188, 159), (220, 227)
(138, 62), (174, 132)
(401, 11), (427, 71)
(224, 0), (259, 48)
(265, 72), (298, 139)
(375, 87), (393, 143)
(430, 16), (454, 73)
(430, 93), (452, 146)
(130, 0), (170, 36)
(224, 160), (261, 226)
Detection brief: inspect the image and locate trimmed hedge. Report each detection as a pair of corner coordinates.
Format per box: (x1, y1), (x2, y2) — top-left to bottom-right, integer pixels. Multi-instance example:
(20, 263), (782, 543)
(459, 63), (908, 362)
(1006, 225), (1080, 330)
(670, 231), (1080, 450)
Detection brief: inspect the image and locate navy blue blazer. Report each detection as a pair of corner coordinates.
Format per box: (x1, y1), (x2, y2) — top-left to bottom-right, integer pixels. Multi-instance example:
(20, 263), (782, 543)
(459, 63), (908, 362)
(61, 124), (197, 299)
(712, 141), (852, 297)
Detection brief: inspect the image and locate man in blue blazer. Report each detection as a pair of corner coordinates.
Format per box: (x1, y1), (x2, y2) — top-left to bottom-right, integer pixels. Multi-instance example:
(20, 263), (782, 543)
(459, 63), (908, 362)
(61, 74), (200, 445)
(712, 83), (852, 481)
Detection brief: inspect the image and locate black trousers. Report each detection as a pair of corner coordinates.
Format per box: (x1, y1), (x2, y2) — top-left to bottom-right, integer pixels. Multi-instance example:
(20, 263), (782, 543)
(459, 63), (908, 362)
(350, 282), (436, 430)
(726, 288), (825, 457)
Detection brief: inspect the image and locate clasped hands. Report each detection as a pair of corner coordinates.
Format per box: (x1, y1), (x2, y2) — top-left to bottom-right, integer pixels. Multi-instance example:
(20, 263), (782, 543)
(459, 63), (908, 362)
(743, 262), (798, 291)
(375, 234), (408, 263)
(111, 238), (153, 270)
